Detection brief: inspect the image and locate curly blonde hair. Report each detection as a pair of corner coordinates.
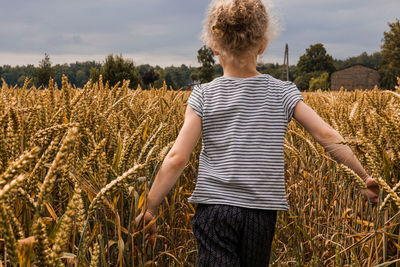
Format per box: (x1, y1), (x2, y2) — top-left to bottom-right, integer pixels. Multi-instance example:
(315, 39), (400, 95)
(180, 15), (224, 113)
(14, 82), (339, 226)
(202, 0), (277, 59)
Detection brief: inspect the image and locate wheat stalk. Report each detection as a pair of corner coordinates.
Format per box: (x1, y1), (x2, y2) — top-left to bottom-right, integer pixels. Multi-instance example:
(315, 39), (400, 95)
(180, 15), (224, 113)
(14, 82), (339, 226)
(88, 163), (145, 214)
(37, 127), (79, 209)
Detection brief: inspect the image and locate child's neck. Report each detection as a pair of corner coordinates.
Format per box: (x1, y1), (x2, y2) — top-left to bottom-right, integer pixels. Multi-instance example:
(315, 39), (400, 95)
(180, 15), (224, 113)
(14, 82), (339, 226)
(220, 55), (260, 78)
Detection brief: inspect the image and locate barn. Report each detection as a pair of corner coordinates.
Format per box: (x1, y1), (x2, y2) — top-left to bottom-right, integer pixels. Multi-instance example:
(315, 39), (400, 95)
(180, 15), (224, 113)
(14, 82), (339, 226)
(330, 64), (379, 90)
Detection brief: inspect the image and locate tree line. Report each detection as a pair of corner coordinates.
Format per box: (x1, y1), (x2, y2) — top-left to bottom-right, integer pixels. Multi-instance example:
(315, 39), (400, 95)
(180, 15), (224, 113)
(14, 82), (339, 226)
(1, 19), (398, 91)
(0, 54), (198, 90)
(0, 49), (387, 91)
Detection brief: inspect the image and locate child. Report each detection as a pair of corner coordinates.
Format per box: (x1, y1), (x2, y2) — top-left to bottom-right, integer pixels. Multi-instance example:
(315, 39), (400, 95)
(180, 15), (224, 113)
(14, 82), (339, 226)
(135, 0), (380, 266)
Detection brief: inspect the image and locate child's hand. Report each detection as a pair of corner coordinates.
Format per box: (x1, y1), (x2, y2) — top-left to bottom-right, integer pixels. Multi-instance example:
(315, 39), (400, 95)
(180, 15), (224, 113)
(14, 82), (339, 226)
(135, 210), (157, 246)
(359, 176), (380, 204)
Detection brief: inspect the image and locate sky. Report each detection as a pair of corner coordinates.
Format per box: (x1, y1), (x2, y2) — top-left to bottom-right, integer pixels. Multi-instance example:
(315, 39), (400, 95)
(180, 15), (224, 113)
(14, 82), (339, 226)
(0, 0), (399, 67)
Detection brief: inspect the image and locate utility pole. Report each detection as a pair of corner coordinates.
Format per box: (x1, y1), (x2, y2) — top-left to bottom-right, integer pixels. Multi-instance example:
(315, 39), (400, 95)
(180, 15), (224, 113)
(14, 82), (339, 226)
(282, 43), (289, 81)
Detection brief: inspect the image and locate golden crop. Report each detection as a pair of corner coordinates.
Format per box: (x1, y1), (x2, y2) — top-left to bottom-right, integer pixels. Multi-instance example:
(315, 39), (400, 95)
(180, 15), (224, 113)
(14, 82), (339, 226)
(0, 76), (399, 266)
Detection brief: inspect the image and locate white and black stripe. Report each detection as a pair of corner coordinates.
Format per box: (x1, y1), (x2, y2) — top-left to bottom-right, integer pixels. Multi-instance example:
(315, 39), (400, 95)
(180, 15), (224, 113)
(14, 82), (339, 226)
(186, 74), (303, 211)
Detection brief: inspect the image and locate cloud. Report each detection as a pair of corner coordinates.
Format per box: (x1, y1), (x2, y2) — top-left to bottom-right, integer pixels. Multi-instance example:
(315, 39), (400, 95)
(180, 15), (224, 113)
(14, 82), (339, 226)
(0, 0), (399, 66)
(274, 0), (399, 62)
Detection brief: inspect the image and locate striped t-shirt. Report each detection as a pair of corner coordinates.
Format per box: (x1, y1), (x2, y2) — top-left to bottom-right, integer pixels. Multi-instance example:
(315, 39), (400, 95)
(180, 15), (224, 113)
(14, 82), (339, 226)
(186, 73), (303, 210)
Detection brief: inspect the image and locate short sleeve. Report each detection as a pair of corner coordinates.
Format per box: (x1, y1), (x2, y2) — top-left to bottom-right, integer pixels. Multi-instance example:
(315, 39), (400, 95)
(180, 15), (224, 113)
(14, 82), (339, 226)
(281, 82), (303, 122)
(187, 84), (203, 118)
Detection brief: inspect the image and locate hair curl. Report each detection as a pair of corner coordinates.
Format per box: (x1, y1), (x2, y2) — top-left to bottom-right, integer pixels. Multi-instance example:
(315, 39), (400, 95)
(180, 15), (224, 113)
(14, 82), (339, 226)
(202, 0), (277, 59)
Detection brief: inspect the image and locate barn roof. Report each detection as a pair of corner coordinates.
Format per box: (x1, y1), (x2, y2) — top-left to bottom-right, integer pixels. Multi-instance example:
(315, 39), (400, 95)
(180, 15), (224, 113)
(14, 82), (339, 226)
(333, 64), (378, 73)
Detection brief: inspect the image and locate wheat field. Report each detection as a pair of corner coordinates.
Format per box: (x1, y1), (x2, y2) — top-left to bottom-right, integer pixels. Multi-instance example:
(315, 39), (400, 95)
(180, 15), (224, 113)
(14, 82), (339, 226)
(0, 75), (399, 266)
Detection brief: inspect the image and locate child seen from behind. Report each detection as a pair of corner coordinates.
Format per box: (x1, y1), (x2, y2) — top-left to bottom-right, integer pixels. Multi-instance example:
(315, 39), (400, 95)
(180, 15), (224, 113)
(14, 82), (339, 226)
(135, 0), (380, 266)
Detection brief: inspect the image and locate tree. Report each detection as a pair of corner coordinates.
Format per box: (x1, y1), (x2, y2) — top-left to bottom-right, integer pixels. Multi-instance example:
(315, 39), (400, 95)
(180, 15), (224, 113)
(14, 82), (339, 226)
(164, 72), (176, 89)
(190, 45), (215, 83)
(153, 68), (166, 89)
(334, 52), (382, 70)
(35, 53), (55, 87)
(294, 71), (323, 91)
(90, 67), (100, 83)
(309, 72), (329, 91)
(379, 19), (400, 90)
(141, 68), (160, 88)
(75, 70), (88, 86)
(101, 54), (141, 88)
(297, 43), (335, 74)
(295, 43), (335, 91)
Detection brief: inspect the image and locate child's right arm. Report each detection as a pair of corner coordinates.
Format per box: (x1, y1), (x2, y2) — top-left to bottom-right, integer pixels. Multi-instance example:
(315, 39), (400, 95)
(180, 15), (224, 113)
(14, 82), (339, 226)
(292, 100), (379, 203)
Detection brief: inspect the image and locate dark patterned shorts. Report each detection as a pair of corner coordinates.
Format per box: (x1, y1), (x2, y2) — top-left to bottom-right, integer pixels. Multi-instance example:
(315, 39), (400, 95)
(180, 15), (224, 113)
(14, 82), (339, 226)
(191, 204), (277, 267)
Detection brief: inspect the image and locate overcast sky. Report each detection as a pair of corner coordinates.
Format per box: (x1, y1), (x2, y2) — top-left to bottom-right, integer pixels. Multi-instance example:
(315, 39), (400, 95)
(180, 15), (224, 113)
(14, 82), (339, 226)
(0, 0), (398, 67)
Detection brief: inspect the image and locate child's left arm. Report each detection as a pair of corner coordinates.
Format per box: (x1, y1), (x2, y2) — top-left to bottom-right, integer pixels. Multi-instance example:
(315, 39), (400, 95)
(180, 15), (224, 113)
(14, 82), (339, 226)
(135, 104), (202, 243)
(293, 100), (379, 203)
